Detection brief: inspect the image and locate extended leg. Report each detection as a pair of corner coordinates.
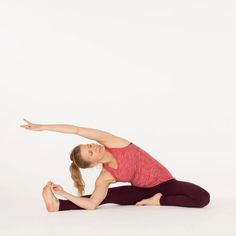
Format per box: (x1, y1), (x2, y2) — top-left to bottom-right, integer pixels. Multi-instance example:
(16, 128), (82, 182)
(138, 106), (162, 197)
(58, 185), (151, 211)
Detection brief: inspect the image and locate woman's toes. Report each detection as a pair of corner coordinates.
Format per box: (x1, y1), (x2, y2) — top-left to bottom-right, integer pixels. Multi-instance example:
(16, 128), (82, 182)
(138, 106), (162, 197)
(136, 193), (163, 206)
(136, 199), (151, 206)
(136, 200), (144, 206)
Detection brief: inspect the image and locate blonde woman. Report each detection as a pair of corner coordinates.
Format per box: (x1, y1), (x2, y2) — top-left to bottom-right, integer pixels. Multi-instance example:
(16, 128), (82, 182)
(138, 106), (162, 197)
(20, 118), (210, 212)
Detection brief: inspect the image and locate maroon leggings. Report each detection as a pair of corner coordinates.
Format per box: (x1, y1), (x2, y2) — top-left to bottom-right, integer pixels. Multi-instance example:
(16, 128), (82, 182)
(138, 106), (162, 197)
(58, 178), (210, 211)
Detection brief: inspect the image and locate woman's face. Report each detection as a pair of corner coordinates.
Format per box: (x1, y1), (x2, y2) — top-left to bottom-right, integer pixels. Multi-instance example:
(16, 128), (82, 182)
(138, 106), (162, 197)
(80, 143), (105, 167)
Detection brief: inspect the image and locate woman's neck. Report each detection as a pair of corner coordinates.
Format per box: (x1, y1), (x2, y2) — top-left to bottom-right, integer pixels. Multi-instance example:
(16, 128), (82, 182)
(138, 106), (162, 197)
(101, 150), (116, 166)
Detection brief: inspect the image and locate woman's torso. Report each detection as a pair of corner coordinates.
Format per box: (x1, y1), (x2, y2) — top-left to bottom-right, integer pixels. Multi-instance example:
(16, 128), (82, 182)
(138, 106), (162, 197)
(101, 142), (175, 187)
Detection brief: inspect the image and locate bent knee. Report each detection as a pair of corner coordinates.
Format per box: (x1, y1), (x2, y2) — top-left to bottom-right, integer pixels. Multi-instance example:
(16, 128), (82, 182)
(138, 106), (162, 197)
(197, 190), (210, 208)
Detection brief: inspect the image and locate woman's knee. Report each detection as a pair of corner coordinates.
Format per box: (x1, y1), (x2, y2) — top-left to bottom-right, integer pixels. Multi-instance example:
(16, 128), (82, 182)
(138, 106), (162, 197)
(197, 190), (210, 208)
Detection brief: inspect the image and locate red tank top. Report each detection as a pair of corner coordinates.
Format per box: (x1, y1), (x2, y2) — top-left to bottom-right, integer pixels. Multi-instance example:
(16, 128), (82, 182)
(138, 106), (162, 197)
(103, 142), (175, 187)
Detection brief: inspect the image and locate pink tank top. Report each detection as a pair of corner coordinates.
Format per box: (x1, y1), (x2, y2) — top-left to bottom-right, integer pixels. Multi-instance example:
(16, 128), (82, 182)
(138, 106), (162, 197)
(103, 142), (176, 187)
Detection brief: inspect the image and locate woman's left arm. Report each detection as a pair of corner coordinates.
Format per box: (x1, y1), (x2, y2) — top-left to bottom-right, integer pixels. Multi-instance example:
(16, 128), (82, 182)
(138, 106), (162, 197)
(20, 118), (78, 134)
(20, 118), (112, 142)
(20, 118), (130, 146)
(41, 124), (78, 134)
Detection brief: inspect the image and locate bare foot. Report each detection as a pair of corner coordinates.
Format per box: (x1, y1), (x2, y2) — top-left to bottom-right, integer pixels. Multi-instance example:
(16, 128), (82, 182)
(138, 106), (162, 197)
(42, 182), (60, 212)
(136, 193), (163, 206)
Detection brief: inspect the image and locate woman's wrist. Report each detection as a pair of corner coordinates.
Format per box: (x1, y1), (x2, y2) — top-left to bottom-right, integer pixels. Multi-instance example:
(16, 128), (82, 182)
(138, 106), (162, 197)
(61, 191), (68, 198)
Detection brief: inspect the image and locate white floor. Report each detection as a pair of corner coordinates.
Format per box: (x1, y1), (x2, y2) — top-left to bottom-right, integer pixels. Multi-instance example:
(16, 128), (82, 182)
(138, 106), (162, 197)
(1, 196), (235, 236)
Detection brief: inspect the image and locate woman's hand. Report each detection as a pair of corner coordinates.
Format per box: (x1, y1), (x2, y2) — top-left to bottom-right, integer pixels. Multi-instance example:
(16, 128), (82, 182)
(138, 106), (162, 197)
(48, 181), (65, 197)
(20, 118), (43, 131)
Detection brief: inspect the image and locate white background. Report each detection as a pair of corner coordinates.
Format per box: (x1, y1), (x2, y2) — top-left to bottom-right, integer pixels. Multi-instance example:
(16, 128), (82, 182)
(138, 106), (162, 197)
(0, 0), (235, 235)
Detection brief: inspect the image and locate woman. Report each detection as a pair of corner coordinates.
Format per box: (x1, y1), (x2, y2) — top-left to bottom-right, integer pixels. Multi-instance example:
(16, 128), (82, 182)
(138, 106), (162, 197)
(20, 118), (210, 212)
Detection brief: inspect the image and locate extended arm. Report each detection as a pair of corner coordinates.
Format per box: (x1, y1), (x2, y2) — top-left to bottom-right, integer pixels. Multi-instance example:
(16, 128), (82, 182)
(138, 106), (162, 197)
(41, 124), (112, 142)
(41, 124), (78, 134)
(20, 118), (130, 146)
(60, 174), (110, 210)
(20, 118), (111, 141)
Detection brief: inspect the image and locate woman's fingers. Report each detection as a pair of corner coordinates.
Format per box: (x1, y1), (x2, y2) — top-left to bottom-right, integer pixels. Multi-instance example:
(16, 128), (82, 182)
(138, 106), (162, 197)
(20, 125), (29, 129)
(23, 118), (31, 124)
(47, 181), (59, 188)
(21, 124), (29, 127)
(20, 118), (32, 128)
(20, 119), (43, 132)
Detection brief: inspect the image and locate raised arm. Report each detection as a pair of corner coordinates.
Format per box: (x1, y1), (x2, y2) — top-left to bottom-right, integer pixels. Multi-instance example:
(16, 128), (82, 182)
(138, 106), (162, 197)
(76, 126), (112, 142)
(20, 118), (111, 140)
(20, 118), (131, 147)
(20, 118), (78, 134)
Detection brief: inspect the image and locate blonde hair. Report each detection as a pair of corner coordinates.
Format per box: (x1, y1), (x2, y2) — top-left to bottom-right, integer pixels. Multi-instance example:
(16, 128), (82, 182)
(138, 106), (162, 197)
(69, 144), (91, 196)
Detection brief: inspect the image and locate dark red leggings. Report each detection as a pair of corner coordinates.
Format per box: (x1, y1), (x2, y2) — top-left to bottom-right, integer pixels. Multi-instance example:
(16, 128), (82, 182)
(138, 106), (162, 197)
(58, 179), (210, 211)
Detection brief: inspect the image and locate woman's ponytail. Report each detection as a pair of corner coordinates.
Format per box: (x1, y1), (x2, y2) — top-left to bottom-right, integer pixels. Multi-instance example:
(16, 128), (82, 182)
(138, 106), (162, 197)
(69, 144), (91, 196)
(69, 162), (85, 196)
